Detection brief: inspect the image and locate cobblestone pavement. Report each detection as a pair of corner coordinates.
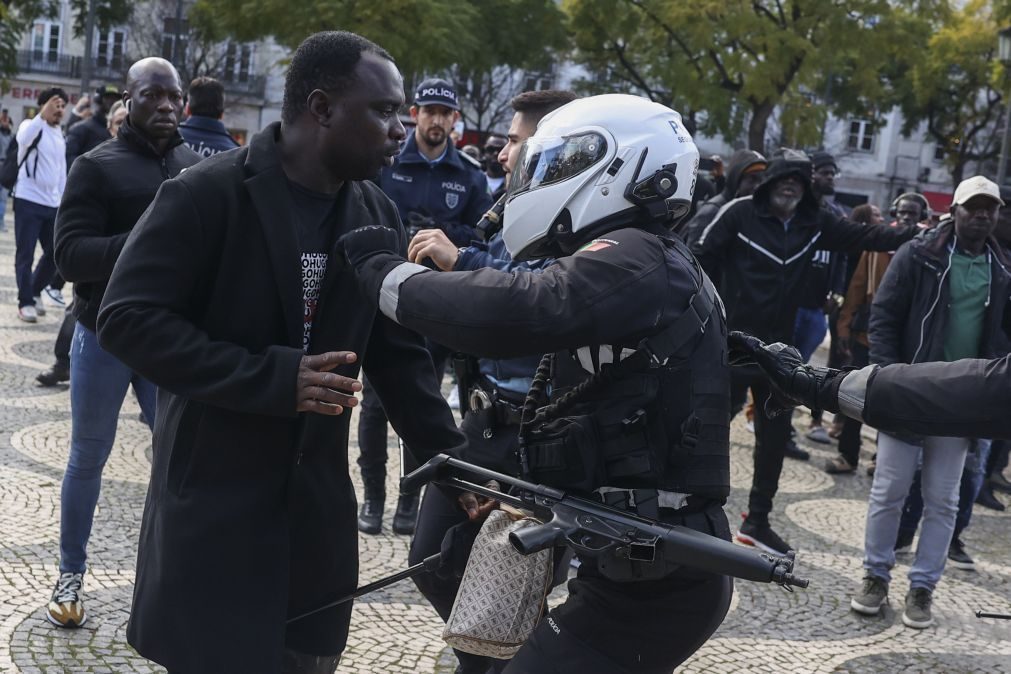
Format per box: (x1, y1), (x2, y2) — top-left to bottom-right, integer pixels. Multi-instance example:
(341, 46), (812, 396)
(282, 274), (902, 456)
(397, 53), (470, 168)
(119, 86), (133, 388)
(1, 209), (1010, 673)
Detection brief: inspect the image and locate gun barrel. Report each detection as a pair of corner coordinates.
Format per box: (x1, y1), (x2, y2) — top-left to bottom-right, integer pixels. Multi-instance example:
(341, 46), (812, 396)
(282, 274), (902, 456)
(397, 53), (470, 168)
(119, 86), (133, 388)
(658, 523), (806, 586)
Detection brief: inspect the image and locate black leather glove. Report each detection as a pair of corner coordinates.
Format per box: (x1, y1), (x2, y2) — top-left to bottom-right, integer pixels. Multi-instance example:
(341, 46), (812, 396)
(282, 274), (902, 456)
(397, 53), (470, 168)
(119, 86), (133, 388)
(339, 225), (408, 303)
(728, 331), (848, 417)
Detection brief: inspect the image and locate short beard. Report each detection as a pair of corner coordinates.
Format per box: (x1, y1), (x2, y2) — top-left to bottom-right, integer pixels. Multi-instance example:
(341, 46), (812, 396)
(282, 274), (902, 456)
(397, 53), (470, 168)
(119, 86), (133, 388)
(770, 193), (801, 215)
(816, 184), (835, 196)
(419, 127), (446, 149)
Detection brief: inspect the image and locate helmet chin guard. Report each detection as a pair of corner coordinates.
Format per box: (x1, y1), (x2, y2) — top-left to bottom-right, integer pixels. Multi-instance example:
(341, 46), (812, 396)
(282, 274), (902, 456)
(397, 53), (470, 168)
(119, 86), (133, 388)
(502, 94), (700, 260)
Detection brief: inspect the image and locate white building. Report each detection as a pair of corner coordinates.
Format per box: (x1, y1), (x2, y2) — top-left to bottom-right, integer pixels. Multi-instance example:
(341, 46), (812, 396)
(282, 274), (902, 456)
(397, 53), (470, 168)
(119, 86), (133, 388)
(1, 0), (287, 144)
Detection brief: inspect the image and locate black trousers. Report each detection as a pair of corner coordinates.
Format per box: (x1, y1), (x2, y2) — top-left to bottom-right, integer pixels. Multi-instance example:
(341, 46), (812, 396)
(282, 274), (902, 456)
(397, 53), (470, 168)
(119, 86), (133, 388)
(54, 307), (75, 368)
(356, 345), (448, 488)
(502, 504), (733, 673)
(409, 411), (520, 674)
(837, 341), (870, 467)
(731, 371), (792, 524)
(356, 376), (419, 489)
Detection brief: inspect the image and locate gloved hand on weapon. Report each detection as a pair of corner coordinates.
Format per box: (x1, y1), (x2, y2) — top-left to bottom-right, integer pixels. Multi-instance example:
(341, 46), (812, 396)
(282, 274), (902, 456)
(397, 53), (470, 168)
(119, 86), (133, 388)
(727, 331), (849, 418)
(339, 225), (409, 303)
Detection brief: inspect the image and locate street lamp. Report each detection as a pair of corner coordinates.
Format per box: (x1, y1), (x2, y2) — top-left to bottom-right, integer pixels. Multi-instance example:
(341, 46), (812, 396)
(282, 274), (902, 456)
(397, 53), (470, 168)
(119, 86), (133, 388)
(996, 27), (1011, 185)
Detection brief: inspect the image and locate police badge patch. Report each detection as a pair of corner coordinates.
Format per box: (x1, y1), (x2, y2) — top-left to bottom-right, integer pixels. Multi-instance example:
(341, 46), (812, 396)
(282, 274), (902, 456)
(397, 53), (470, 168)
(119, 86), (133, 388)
(446, 192), (460, 208)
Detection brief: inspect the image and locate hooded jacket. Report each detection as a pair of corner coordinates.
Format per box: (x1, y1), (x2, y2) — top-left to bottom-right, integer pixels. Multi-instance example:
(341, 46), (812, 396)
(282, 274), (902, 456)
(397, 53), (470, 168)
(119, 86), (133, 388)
(692, 152), (916, 344)
(681, 149), (765, 246)
(869, 221), (1011, 367)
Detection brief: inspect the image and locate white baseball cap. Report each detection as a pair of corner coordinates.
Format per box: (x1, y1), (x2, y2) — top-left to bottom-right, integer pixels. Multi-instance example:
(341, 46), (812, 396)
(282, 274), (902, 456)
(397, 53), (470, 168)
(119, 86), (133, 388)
(952, 175), (1005, 207)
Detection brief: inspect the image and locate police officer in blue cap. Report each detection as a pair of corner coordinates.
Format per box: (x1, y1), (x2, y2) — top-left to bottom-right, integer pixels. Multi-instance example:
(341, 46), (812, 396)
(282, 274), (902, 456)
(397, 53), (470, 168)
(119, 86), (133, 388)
(379, 78), (491, 246)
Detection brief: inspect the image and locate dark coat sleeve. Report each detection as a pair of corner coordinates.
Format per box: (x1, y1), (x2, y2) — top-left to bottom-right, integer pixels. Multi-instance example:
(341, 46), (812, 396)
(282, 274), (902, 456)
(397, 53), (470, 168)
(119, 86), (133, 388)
(868, 243), (914, 366)
(54, 155), (130, 282)
(65, 124), (86, 170)
(819, 214), (916, 252)
(97, 178), (304, 417)
(863, 356), (1011, 438)
(361, 312), (466, 463)
(391, 231), (669, 359)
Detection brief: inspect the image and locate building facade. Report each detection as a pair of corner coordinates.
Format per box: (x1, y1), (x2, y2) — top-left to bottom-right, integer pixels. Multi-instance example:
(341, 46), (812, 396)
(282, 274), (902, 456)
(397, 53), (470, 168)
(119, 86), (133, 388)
(1, 0), (287, 144)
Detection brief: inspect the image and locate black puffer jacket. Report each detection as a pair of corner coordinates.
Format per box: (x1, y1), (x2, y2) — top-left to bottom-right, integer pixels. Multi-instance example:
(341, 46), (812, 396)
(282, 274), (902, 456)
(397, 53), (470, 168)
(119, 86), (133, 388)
(55, 119), (200, 330)
(65, 112), (111, 168)
(692, 152), (916, 344)
(869, 222), (1011, 366)
(681, 149), (766, 246)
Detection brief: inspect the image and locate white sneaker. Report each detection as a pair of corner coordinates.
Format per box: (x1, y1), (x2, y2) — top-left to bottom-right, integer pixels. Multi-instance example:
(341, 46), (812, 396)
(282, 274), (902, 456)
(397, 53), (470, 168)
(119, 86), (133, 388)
(18, 305), (37, 323)
(33, 296), (45, 316)
(43, 286), (66, 308)
(446, 386), (460, 410)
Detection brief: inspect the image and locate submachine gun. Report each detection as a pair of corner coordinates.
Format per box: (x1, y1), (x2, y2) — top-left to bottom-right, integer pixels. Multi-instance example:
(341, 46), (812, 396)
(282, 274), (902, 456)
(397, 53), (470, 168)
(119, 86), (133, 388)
(288, 455), (809, 624)
(404, 454), (809, 588)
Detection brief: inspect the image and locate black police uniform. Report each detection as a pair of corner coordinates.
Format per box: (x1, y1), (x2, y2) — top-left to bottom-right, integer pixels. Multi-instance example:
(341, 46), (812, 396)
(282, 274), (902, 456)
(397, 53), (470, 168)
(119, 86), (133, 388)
(352, 220), (734, 673)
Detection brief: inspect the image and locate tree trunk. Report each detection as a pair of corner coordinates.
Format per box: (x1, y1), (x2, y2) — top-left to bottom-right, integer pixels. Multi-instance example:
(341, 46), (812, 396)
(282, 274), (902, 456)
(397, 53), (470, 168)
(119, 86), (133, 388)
(748, 100), (775, 153)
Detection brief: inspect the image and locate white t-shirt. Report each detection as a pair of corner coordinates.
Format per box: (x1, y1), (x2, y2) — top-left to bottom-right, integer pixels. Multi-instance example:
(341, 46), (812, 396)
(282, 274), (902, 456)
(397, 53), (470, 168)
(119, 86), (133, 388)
(15, 114), (66, 207)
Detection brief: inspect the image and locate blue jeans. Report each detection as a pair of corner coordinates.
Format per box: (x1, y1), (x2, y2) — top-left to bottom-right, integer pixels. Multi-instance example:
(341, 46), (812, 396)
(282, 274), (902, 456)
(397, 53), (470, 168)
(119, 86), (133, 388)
(0, 187), (8, 229)
(59, 324), (157, 574)
(899, 439), (992, 541)
(12, 197), (56, 308)
(864, 433), (968, 591)
(792, 307), (827, 363)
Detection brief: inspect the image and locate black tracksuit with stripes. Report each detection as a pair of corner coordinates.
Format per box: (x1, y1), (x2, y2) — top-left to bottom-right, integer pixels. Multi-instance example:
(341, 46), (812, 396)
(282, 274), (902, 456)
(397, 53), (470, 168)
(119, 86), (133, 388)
(690, 156), (916, 529)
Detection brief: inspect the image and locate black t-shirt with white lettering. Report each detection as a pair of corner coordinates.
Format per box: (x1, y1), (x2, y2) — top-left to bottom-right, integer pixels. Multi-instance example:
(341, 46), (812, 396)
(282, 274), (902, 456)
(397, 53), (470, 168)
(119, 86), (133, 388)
(287, 178), (340, 352)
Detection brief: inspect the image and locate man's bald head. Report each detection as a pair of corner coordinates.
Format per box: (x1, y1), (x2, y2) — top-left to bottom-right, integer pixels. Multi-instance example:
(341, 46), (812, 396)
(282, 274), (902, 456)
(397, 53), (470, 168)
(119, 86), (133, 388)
(126, 57), (181, 92)
(124, 57), (185, 151)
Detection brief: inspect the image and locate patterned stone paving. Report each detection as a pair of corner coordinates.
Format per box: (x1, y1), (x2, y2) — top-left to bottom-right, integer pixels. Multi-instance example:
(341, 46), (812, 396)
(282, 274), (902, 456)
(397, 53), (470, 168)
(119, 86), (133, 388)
(1, 205), (1010, 672)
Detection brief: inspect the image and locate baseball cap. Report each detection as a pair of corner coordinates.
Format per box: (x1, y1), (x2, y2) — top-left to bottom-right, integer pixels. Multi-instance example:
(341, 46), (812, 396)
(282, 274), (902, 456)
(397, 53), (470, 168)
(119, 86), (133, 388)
(414, 78), (459, 110)
(810, 151), (837, 171)
(96, 84), (120, 98)
(952, 175), (1005, 207)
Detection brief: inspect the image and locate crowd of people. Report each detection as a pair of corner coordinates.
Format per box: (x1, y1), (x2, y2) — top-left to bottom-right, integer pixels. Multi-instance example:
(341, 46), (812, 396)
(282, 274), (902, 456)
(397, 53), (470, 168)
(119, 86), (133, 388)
(0, 26), (1008, 674)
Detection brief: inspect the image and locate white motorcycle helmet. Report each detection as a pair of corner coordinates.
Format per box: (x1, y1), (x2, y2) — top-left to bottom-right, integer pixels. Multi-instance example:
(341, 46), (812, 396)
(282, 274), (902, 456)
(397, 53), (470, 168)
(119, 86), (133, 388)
(502, 94), (700, 260)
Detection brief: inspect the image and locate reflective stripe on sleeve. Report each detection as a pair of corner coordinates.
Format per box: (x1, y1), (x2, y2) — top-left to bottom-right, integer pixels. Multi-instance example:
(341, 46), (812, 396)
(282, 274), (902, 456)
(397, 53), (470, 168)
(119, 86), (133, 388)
(378, 262), (429, 322)
(837, 365), (876, 423)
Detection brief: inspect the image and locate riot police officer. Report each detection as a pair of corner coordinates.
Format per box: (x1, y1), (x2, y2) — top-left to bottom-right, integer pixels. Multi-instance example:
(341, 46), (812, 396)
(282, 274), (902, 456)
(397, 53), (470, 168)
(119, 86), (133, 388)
(342, 94), (733, 673)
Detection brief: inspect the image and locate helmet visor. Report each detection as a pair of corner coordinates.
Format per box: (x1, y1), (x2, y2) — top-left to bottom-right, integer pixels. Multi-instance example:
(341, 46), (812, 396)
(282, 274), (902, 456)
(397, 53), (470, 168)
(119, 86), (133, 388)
(506, 132), (608, 202)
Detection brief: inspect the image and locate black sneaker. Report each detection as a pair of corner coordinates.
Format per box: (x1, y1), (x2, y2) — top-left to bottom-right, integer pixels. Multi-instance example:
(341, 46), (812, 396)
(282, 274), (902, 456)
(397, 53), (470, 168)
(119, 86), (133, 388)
(947, 537), (975, 571)
(357, 490), (384, 535)
(784, 438), (810, 461)
(990, 472), (1011, 494)
(736, 519), (792, 555)
(392, 492), (419, 535)
(894, 530), (914, 555)
(36, 362), (70, 387)
(975, 486), (1005, 512)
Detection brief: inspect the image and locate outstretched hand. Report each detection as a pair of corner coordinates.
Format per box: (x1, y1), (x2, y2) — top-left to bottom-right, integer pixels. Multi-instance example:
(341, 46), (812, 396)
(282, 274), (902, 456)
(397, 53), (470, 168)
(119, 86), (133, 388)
(728, 331), (846, 417)
(295, 351), (361, 416)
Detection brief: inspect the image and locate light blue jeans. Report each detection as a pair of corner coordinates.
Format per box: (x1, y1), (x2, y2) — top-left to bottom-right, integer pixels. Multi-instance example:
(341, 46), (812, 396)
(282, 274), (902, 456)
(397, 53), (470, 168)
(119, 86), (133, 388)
(59, 324), (157, 574)
(863, 433), (968, 591)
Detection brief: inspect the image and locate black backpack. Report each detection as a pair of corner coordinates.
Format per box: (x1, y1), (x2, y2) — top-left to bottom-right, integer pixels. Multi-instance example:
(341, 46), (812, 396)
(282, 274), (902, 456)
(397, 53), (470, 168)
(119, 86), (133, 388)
(0, 129), (44, 191)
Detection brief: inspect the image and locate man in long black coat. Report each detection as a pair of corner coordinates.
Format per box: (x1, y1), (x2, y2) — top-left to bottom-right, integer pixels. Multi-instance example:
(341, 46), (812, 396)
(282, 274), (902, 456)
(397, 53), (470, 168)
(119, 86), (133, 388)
(96, 32), (464, 673)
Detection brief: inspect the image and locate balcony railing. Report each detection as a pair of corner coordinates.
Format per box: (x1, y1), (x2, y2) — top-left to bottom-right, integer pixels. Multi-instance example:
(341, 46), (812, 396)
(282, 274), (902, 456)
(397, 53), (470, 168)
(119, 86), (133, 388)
(14, 50), (268, 100)
(214, 73), (267, 99)
(15, 50), (130, 82)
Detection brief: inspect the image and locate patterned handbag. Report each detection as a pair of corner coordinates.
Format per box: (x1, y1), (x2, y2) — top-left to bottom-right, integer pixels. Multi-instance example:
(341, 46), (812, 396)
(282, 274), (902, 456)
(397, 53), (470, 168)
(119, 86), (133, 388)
(443, 508), (554, 659)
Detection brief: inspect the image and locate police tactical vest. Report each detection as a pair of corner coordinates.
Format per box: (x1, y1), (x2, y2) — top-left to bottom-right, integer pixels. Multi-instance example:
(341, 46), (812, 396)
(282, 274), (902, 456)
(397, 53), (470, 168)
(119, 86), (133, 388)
(518, 235), (731, 500)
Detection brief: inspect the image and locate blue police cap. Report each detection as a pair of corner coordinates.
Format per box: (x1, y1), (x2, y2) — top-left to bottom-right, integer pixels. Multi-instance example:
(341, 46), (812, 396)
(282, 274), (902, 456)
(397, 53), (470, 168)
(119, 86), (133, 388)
(414, 78), (459, 111)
